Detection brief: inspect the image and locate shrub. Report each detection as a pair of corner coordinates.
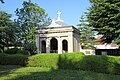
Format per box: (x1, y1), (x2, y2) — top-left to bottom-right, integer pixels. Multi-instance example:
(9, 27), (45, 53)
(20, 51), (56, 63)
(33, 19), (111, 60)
(24, 43), (37, 55)
(58, 54), (120, 74)
(16, 49), (28, 55)
(0, 54), (28, 66)
(4, 48), (29, 55)
(27, 52), (84, 69)
(1, 52), (120, 74)
(4, 48), (19, 54)
(70, 52), (85, 55)
(27, 52), (120, 74)
(27, 54), (59, 69)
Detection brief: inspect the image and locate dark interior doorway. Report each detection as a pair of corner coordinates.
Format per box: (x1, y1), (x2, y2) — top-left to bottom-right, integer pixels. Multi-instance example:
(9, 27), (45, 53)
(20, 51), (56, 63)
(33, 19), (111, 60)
(62, 40), (68, 53)
(50, 38), (58, 53)
(41, 40), (46, 53)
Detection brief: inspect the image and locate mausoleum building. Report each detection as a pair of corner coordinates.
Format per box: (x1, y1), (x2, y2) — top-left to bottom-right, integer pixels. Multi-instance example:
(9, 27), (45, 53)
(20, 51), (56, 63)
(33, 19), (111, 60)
(36, 11), (80, 54)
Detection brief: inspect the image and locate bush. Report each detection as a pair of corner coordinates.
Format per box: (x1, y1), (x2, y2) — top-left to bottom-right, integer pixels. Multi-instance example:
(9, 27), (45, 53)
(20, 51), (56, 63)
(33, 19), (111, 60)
(27, 52), (84, 68)
(58, 54), (120, 74)
(4, 48), (19, 54)
(24, 43), (37, 55)
(1, 52), (120, 74)
(16, 49), (28, 55)
(27, 52), (120, 74)
(70, 52), (85, 55)
(27, 54), (59, 69)
(0, 54), (28, 66)
(4, 48), (29, 55)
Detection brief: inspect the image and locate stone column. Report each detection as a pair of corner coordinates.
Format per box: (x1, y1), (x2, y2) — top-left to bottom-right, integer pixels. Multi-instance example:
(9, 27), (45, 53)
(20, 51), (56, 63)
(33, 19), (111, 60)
(68, 32), (74, 53)
(58, 37), (62, 54)
(36, 35), (40, 53)
(77, 35), (80, 52)
(46, 37), (50, 53)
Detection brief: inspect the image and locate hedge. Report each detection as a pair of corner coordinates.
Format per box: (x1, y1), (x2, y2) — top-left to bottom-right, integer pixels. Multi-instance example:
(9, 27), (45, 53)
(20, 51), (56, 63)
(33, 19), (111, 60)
(4, 48), (19, 54)
(27, 52), (120, 74)
(1, 52), (120, 74)
(27, 52), (84, 68)
(0, 53), (28, 66)
(4, 48), (28, 55)
(58, 54), (120, 74)
(27, 53), (59, 68)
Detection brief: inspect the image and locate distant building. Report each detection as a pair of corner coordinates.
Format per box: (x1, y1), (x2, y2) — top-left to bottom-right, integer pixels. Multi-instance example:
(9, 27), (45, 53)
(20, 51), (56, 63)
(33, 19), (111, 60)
(80, 35), (119, 55)
(36, 11), (80, 53)
(94, 43), (118, 49)
(94, 35), (118, 49)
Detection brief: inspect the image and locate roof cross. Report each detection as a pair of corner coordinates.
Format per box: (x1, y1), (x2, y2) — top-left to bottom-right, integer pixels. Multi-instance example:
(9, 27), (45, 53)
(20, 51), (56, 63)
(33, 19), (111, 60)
(57, 11), (61, 21)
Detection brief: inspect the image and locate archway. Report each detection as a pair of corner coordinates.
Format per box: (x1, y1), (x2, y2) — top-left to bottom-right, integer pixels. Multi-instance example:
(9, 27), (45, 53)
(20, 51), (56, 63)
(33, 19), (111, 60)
(62, 40), (68, 53)
(41, 40), (46, 53)
(50, 38), (58, 53)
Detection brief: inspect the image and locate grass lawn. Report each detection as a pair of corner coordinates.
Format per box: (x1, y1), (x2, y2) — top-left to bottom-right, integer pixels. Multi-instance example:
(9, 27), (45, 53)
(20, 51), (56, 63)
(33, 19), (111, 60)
(0, 65), (120, 80)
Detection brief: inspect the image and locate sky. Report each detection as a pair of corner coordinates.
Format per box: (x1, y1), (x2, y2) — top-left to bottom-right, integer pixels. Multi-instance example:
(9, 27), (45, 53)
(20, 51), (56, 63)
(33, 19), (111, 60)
(0, 0), (90, 28)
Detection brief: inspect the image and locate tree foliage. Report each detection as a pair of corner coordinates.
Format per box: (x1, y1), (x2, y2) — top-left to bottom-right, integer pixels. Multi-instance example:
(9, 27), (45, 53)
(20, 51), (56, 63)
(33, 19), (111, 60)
(0, 11), (16, 52)
(78, 15), (95, 49)
(87, 0), (120, 46)
(24, 42), (37, 55)
(0, 0), (4, 3)
(15, 0), (51, 44)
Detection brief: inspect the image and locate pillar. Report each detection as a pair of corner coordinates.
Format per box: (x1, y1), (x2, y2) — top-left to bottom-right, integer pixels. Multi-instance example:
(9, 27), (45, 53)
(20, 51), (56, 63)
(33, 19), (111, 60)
(46, 37), (50, 53)
(58, 37), (62, 54)
(36, 35), (40, 53)
(68, 32), (74, 52)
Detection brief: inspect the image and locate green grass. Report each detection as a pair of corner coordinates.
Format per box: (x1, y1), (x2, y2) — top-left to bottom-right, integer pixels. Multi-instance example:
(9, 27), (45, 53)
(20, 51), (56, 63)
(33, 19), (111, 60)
(0, 65), (120, 80)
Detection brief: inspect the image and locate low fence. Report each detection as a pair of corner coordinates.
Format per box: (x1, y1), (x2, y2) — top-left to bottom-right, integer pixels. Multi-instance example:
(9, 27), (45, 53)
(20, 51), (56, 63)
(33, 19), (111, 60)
(95, 49), (120, 56)
(80, 49), (95, 55)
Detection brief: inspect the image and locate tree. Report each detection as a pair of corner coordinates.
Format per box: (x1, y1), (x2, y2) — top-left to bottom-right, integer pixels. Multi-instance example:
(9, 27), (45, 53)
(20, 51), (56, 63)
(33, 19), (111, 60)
(24, 42), (37, 55)
(77, 15), (95, 49)
(0, 0), (4, 3)
(15, 0), (51, 44)
(87, 0), (120, 46)
(0, 11), (16, 52)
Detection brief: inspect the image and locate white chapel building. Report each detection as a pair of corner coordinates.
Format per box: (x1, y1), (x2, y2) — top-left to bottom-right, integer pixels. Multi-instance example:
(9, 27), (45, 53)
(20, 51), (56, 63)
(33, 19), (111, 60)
(36, 11), (80, 54)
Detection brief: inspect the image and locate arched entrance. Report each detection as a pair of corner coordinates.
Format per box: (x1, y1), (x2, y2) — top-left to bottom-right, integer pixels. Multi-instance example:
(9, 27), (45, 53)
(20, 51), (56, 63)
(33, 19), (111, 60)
(50, 38), (58, 53)
(41, 40), (46, 53)
(62, 40), (68, 53)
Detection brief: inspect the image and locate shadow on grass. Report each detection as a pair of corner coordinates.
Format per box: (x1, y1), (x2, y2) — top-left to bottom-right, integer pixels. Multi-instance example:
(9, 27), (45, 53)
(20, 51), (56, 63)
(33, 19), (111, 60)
(0, 54), (28, 78)
(1, 53), (120, 80)
(57, 54), (120, 74)
(0, 65), (21, 77)
(7, 67), (120, 80)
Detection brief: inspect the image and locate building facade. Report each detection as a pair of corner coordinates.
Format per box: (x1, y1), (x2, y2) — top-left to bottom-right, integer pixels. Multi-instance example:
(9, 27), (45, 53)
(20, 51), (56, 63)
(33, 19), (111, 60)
(36, 11), (80, 54)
